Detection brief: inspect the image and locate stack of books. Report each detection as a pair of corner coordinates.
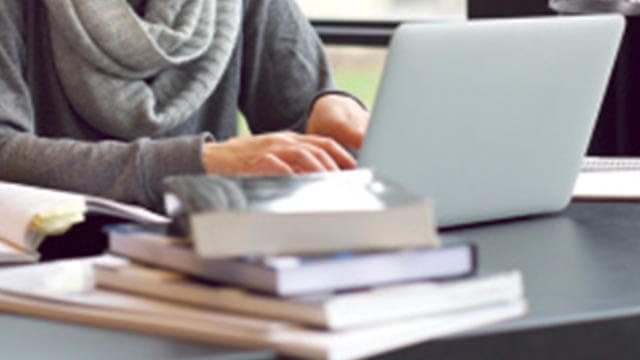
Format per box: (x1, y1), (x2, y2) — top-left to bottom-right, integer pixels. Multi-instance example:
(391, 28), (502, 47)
(0, 171), (527, 359)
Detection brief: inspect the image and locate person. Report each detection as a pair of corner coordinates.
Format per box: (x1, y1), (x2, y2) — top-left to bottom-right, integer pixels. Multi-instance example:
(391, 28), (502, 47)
(0, 0), (370, 211)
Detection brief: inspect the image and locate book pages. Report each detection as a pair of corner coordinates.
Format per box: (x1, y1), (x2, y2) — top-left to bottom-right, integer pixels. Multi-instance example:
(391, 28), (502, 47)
(85, 196), (169, 224)
(0, 236), (38, 263)
(0, 181), (169, 256)
(0, 181), (86, 251)
(94, 257), (523, 330)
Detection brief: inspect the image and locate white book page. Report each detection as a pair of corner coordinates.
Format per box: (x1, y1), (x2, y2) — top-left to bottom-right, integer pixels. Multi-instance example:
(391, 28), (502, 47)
(0, 237), (38, 263)
(0, 257), (282, 334)
(0, 181), (85, 251)
(573, 171), (640, 200)
(85, 196), (169, 224)
(0, 181), (168, 253)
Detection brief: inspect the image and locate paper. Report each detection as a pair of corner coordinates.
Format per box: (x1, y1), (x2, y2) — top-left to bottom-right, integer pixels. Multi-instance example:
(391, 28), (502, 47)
(573, 171), (640, 200)
(0, 181), (169, 254)
(85, 196), (169, 224)
(0, 181), (86, 250)
(0, 237), (38, 263)
(0, 257), (282, 334)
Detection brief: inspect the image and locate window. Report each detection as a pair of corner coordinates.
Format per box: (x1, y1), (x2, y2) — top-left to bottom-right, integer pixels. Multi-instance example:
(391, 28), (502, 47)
(298, 0), (466, 21)
(301, 1), (467, 108)
(326, 46), (386, 109)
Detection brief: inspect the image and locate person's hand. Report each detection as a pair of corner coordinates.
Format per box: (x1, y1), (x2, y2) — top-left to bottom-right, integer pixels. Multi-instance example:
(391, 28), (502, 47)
(306, 94), (370, 150)
(202, 131), (356, 175)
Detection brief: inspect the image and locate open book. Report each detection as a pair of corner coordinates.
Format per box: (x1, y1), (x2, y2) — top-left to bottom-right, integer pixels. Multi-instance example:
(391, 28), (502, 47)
(0, 181), (169, 262)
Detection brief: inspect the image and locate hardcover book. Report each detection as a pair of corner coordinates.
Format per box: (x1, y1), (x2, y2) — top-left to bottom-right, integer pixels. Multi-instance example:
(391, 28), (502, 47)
(163, 169), (439, 258)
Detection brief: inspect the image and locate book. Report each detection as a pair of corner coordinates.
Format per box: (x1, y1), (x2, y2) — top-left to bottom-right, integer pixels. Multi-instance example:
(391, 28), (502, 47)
(0, 181), (169, 262)
(163, 169), (438, 258)
(95, 256), (523, 330)
(0, 256), (527, 360)
(107, 224), (475, 296)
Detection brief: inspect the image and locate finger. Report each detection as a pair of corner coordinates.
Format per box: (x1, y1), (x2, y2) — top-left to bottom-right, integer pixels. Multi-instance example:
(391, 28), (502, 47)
(300, 143), (340, 171)
(278, 147), (327, 173)
(294, 134), (357, 169)
(252, 153), (295, 175)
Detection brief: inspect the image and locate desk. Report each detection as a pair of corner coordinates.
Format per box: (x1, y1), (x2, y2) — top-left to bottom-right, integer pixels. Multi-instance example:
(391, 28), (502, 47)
(4, 202), (640, 359)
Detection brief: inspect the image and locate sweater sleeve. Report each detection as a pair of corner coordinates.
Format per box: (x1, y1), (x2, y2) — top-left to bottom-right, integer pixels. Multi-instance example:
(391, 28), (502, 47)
(238, 0), (336, 134)
(0, 0), (208, 212)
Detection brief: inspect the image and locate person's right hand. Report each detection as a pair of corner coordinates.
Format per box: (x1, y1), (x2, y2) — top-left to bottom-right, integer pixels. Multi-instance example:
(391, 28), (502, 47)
(202, 131), (356, 175)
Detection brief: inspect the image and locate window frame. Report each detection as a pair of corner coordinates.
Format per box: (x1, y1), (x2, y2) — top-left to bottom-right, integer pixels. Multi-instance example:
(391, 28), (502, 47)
(312, 20), (398, 46)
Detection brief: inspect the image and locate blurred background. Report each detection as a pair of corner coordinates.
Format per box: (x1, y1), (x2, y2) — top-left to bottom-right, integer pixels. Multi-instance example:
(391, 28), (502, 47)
(297, 0), (466, 108)
(238, 0), (466, 135)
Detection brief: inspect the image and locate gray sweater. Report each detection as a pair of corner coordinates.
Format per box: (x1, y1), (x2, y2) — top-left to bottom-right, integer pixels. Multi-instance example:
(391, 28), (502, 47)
(0, 0), (334, 211)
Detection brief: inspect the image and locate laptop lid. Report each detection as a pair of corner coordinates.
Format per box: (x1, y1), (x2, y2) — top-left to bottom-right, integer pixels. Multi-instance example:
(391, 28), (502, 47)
(358, 15), (625, 227)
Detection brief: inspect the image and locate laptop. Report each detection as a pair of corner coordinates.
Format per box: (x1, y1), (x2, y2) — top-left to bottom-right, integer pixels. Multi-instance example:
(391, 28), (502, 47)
(358, 15), (625, 227)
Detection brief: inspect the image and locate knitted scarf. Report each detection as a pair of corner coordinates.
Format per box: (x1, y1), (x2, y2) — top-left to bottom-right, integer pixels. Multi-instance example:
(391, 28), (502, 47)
(42, 0), (242, 140)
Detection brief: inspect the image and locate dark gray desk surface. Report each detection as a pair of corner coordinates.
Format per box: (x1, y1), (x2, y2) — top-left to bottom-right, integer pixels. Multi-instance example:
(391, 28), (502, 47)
(3, 201), (640, 359)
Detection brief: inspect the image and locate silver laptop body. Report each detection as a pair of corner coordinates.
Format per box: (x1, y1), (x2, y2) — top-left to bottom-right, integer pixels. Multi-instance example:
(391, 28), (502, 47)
(358, 15), (625, 227)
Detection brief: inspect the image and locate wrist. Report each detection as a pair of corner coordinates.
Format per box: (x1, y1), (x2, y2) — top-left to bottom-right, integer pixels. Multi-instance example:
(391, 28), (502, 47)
(202, 142), (232, 174)
(308, 90), (367, 118)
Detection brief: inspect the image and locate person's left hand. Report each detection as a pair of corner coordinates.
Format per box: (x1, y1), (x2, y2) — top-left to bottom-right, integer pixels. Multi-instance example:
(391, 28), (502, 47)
(306, 94), (370, 150)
